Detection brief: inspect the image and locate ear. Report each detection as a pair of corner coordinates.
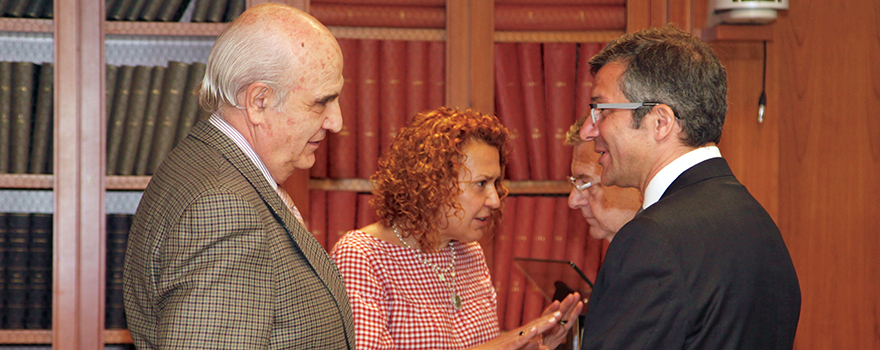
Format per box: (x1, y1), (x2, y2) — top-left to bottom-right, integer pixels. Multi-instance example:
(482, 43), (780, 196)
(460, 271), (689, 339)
(244, 82), (272, 126)
(650, 104), (680, 142)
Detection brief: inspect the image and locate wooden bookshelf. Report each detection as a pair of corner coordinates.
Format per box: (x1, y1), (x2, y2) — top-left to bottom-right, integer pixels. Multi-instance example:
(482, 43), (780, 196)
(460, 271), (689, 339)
(309, 178), (571, 195)
(0, 330), (52, 344)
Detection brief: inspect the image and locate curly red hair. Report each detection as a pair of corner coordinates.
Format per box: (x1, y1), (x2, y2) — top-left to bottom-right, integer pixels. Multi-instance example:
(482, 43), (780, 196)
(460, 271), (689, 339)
(370, 107), (511, 252)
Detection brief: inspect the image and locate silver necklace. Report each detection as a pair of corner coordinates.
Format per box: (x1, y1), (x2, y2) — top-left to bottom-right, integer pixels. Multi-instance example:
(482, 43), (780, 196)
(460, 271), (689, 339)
(393, 225), (463, 310)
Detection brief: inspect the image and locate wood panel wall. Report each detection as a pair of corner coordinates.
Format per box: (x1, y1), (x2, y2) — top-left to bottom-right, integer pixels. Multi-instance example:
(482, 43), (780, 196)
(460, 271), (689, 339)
(774, 1), (880, 349)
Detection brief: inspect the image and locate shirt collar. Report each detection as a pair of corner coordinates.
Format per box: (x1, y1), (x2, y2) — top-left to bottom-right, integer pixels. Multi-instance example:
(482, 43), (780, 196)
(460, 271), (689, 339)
(642, 145), (722, 210)
(209, 114), (278, 189)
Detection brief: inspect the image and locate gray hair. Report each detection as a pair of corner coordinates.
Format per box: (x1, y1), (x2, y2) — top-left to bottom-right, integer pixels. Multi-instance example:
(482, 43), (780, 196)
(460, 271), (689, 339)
(199, 20), (294, 114)
(589, 25), (728, 146)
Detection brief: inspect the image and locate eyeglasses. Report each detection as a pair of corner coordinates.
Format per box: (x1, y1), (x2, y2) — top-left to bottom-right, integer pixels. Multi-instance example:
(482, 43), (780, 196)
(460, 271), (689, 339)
(589, 102), (659, 125)
(568, 176), (595, 201)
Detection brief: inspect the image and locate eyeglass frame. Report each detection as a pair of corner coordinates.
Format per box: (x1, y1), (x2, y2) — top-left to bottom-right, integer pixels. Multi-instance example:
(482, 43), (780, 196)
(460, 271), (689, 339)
(589, 102), (660, 125)
(568, 175), (595, 202)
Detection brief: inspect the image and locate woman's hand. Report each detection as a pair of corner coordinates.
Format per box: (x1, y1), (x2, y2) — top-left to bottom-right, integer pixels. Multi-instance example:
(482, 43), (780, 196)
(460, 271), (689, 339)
(539, 292), (584, 349)
(469, 311), (562, 350)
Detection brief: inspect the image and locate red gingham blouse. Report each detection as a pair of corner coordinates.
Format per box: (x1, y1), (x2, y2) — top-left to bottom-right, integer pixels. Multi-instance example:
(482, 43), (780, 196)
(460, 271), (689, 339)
(331, 230), (500, 349)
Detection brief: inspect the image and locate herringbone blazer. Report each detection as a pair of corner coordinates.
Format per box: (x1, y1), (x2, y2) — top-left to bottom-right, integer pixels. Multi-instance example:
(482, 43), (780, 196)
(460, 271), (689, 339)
(123, 119), (355, 349)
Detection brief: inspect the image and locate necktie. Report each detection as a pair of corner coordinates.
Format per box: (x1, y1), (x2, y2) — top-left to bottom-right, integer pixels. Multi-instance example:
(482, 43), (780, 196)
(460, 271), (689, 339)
(276, 184), (307, 229)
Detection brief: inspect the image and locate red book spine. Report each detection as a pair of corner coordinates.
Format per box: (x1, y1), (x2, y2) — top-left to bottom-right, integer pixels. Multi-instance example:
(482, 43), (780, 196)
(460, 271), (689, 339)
(405, 41), (429, 119)
(493, 196), (518, 329)
(311, 0), (446, 5)
(310, 4), (445, 28)
(358, 39), (381, 179)
(518, 43), (549, 180)
(326, 191), (358, 252)
(329, 38), (360, 179)
(427, 41), (445, 110)
(494, 5), (626, 31)
(575, 42), (605, 125)
(356, 193), (376, 229)
(550, 197), (571, 257)
(380, 40), (407, 154)
(544, 43), (578, 180)
(565, 204), (588, 281)
(521, 196), (556, 321)
(495, 0), (625, 4)
(504, 196), (536, 330)
(309, 190), (328, 250)
(494, 43), (530, 181)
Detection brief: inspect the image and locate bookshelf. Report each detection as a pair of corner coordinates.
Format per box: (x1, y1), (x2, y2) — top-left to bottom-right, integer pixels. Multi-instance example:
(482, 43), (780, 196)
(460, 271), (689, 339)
(0, 0), (672, 347)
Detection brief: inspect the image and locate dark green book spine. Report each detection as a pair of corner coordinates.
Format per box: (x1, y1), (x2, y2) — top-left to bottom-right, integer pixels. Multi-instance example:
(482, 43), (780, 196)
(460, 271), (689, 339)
(190, 0), (211, 23)
(116, 65), (151, 176)
(105, 64), (119, 129)
(106, 0), (126, 21)
(29, 63), (53, 174)
(0, 213), (8, 327)
(134, 65), (165, 175)
(10, 62), (35, 174)
(106, 214), (130, 329)
(107, 65), (134, 175)
(137, 0), (164, 21)
(22, 0), (48, 18)
(224, 0), (245, 22)
(0, 62), (12, 174)
(174, 62), (206, 147)
(205, 0), (229, 23)
(148, 61), (188, 174)
(5, 213), (30, 329)
(124, 0), (149, 21)
(4, 0), (28, 17)
(25, 213), (51, 329)
(157, 0), (187, 22)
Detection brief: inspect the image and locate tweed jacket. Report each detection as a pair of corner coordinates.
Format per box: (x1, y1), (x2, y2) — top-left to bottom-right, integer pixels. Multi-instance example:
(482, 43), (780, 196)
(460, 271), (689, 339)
(123, 120), (355, 349)
(580, 158), (800, 350)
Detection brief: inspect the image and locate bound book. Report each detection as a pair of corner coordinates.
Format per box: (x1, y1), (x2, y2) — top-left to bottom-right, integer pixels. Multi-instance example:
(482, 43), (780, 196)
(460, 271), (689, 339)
(504, 196), (536, 330)
(494, 43), (530, 180)
(405, 41), (428, 119)
(493, 196), (517, 329)
(325, 191), (357, 252)
(173, 62), (207, 148)
(5, 212), (30, 329)
(575, 43), (605, 121)
(107, 65), (135, 175)
(379, 40), (406, 154)
(427, 41), (445, 110)
(357, 39), (380, 179)
(518, 43), (549, 181)
(30, 63), (54, 174)
(0, 213), (7, 324)
(10, 61), (35, 174)
(25, 213), (52, 329)
(543, 43), (577, 180)
(310, 4), (445, 28)
(0, 62), (12, 173)
(494, 4), (626, 31)
(116, 65), (153, 175)
(520, 196), (556, 321)
(134, 65), (166, 176)
(309, 190), (328, 250)
(148, 61), (190, 175)
(106, 214), (131, 329)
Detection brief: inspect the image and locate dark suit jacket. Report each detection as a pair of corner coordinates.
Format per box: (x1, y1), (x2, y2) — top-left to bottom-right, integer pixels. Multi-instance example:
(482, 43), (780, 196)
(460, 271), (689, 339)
(124, 120), (355, 349)
(581, 158), (800, 350)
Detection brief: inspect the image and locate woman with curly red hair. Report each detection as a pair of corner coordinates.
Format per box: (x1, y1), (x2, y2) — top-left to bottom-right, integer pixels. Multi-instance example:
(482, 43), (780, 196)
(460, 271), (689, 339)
(331, 107), (581, 350)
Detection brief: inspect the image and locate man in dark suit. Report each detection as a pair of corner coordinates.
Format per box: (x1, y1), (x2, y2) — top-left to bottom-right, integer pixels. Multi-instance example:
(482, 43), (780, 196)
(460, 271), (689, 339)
(123, 4), (354, 349)
(577, 26), (801, 349)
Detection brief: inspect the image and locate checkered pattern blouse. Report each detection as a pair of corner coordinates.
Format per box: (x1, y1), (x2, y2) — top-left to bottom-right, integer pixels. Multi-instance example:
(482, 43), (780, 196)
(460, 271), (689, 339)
(331, 230), (500, 349)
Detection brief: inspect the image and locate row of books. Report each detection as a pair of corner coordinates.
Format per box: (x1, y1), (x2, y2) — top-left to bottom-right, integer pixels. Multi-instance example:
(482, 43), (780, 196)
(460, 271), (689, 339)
(106, 61), (210, 176)
(309, 1), (625, 31)
(0, 0), (52, 19)
(0, 212), (52, 330)
(106, 0), (246, 23)
(0, 61), (53, 175)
